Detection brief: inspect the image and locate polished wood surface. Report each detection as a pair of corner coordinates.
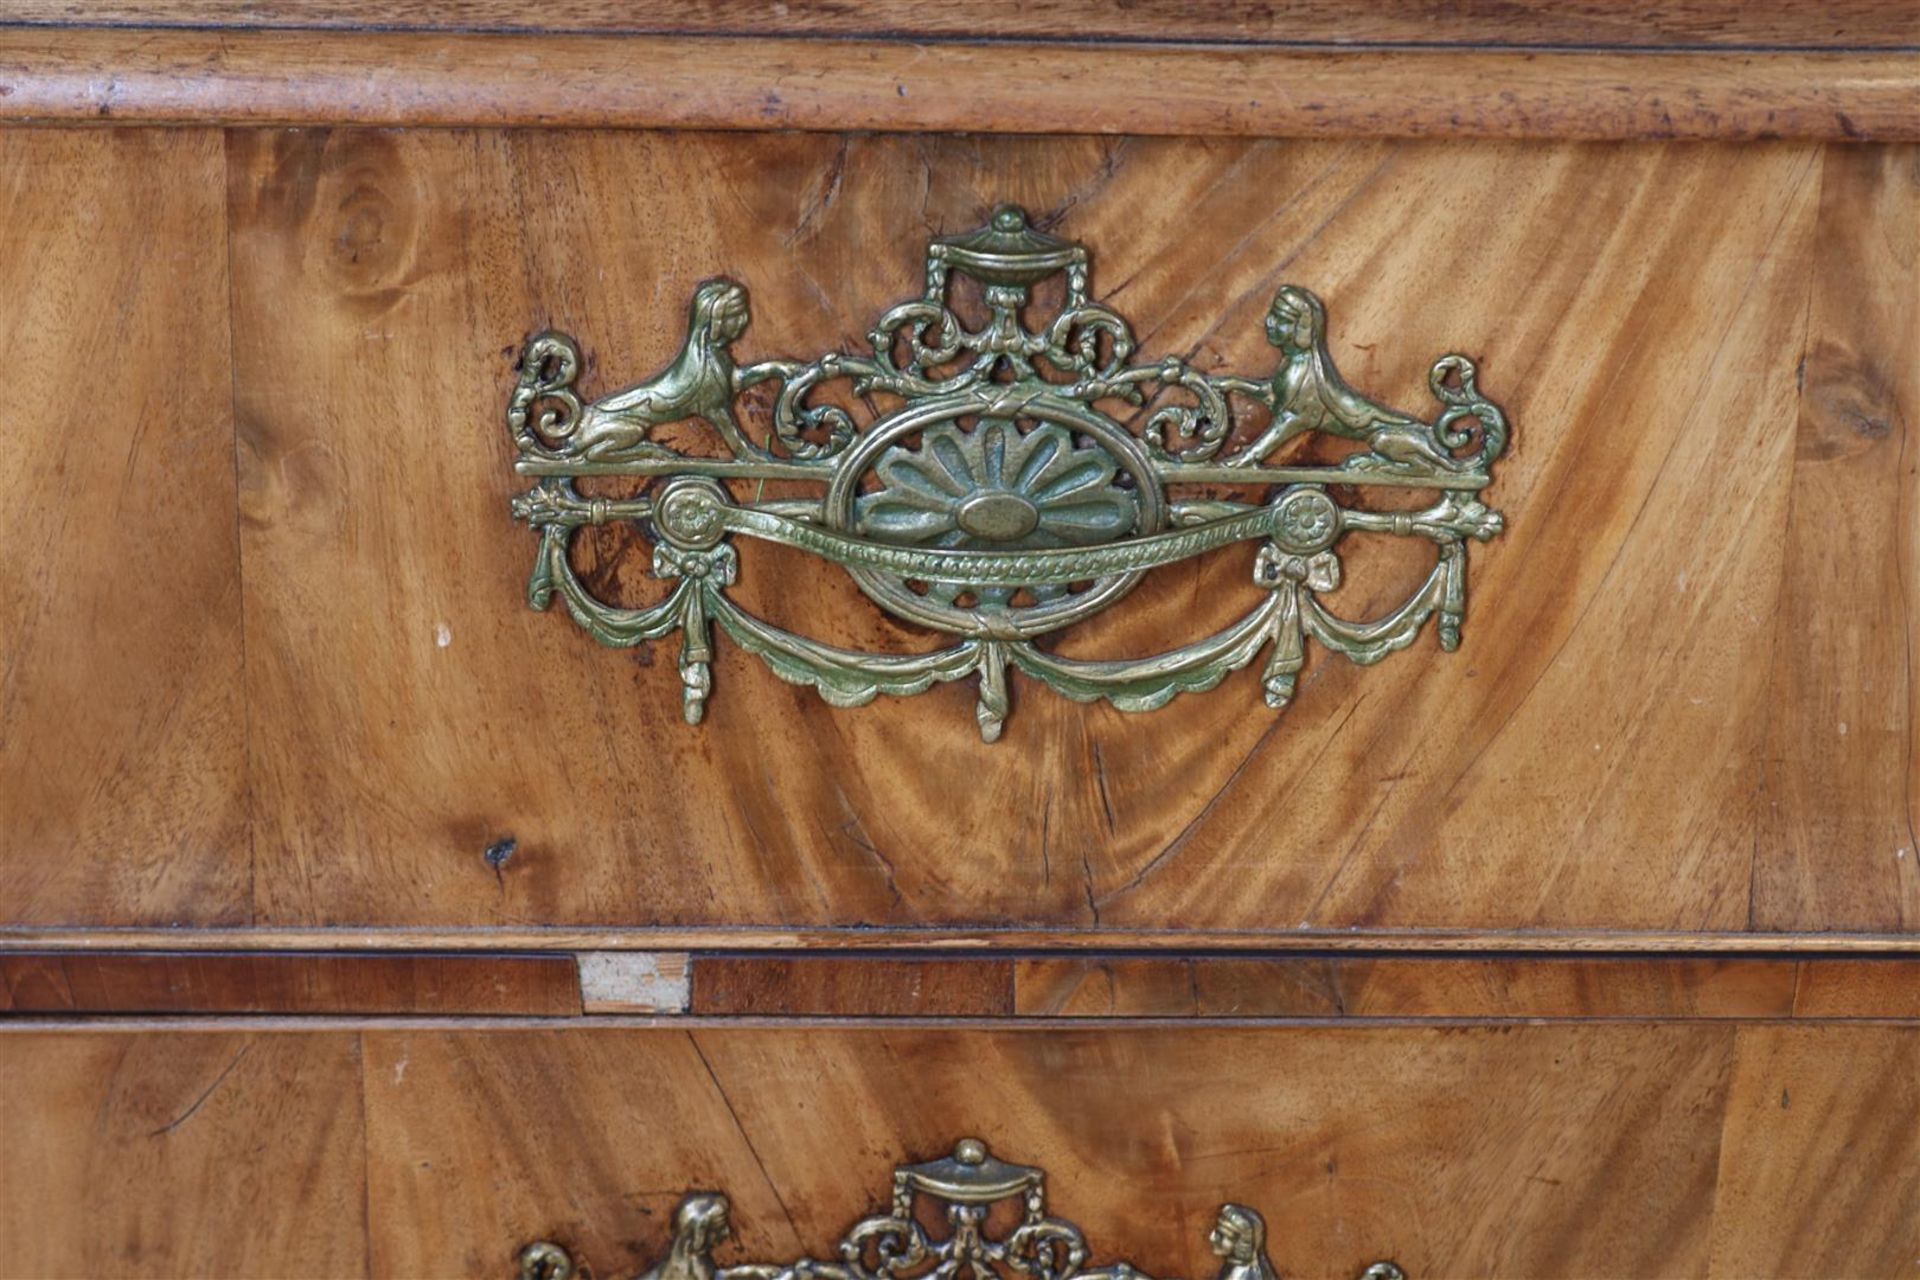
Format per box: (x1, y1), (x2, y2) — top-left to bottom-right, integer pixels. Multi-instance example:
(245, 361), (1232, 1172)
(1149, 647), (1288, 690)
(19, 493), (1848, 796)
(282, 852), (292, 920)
(0, 129), (250, 929)
(0, 951), (582, 1014)
(1, 29), (1915, 140)
(3, 1023), (1914, 1277)
(1706, 1024), (1920, 1274)
(1754, 143), (1920, 930)
(8, 1), (1915, 47)
(1, 1032), (368, 1277)
(4, 128), (1914, 942)
(1788, 957), (1920, 1017)
(2, 28), (1914, 1273)
(1010, 955), (1920, 1019)
(213, 130), (1913, 938)
(691, 956), (1016, 1016)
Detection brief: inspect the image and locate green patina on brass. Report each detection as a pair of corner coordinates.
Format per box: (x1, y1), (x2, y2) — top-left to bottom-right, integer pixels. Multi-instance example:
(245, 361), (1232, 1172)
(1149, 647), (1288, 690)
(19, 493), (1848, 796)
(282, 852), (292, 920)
(505, 205), (1508, 741)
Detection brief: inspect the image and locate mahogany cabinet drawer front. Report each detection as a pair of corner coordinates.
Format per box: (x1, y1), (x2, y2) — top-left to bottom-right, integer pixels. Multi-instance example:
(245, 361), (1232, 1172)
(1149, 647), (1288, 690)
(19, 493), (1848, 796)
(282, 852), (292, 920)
(3, 126), (1916, 940)
(5, 1023), (1916, 1278)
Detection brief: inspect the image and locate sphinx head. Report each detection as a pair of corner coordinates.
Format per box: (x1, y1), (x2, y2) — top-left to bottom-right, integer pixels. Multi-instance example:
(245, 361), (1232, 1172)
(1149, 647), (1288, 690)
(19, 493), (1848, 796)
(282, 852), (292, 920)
(672, 1193), (733, 1257)
(1264, 286), (1326, 356)
(1209, 1203), (1266, 1266)
(689, 278), (751, 346)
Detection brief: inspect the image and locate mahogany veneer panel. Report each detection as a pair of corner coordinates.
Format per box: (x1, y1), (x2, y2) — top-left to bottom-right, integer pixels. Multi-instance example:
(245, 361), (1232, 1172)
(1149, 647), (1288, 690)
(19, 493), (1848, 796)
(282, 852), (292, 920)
(0, 1032), (368, 1277)
(359, 1028), (809, 1279)
(1754, 144), (1920, 930)
(1704, 1024), (1920, 1274)
(220, 129), (1918, 937)
(0, 129), (251, 928)
(10, 1023), (1912, 1277)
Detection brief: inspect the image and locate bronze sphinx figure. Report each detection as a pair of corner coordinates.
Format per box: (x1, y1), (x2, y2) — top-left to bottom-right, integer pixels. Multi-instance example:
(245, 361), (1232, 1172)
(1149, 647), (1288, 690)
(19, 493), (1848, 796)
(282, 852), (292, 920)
(1227, 285), (1502, 477)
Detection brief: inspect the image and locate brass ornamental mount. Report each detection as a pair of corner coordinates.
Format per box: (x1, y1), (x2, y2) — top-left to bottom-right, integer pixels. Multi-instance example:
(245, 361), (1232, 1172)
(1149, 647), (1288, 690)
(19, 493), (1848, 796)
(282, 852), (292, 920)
(516, 1137), (1405, 1280)
(506, 206), (1507, 740)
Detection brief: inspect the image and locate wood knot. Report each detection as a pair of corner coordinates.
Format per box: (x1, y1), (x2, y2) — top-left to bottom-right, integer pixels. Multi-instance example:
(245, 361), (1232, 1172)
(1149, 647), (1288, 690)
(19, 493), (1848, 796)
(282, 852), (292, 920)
(1798, 340), (1897, 463)
(305, 134), (424, 306)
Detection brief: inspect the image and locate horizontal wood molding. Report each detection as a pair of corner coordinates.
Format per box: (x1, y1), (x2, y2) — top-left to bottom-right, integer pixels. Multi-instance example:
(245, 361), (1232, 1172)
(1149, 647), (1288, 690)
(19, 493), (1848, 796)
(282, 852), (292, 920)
(0, 28), (1913, 139)
(1011, 955), (1920, 1020)
(6, 2), (1917, 49)
(688, 953), (1920, 1019)
(4, 949), (1917, 1020)
(692, 956), (1017, 1017)
(9, 928), (1920, 954)
(0, 951), (584, 1015)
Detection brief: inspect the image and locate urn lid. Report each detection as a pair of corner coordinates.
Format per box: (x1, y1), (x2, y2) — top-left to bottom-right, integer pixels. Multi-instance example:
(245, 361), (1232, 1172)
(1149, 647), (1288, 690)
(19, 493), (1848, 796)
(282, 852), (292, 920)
(930, 204), (1087, 287)
(895, 1137), (1045, 1204)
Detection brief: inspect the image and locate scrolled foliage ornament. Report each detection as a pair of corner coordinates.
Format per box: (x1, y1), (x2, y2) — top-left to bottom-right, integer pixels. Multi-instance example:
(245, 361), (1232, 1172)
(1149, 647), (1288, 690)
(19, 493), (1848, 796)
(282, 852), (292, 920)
(506, 205), (1507, 741)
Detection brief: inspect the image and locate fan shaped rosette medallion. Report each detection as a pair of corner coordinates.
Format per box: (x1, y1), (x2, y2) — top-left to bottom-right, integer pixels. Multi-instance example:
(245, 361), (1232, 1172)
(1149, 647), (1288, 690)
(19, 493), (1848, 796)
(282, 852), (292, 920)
(860, 417), (1137, 601)
(823, 401), (1165, 639)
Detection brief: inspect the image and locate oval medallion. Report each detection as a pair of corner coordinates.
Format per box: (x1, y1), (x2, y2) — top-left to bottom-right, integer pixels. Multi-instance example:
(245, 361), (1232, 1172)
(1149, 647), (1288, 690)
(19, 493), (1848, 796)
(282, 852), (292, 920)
(824, 393), (1164, 638)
